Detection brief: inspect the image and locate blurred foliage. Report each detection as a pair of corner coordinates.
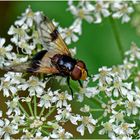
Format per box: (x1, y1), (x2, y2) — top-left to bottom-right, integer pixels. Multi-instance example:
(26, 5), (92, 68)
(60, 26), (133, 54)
(0, 1), (140, 139)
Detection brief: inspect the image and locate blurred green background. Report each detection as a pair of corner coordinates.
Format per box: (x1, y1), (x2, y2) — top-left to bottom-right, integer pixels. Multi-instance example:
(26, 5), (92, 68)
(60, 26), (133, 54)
(0, 1), (140, 139)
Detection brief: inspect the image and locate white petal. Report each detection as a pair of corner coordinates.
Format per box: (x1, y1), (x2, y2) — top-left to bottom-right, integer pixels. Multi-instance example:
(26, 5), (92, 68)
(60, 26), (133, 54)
(65, 37), (71, 45)
(132, 107), (138, 115)
(77, 124), (85, 136)
(102, 9), (110, 17)
(0, 38), (5, 47)
(0, 120), (4, 126)
(113, 89), (119, 97)
(85, 15), (93, 23)
(87, 124), (94, 134)
(10, 86), (17, 94)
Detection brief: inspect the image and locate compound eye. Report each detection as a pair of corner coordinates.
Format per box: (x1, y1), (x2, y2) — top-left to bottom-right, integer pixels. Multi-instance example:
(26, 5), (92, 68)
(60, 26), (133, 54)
(71, 66), (81, 80)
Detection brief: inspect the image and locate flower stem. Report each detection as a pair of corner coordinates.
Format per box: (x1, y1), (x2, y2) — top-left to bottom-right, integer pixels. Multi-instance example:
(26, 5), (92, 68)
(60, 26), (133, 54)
(39, 106), (45, 117)
(98, 115), (104, 121)
(42, 125), (53, 128)
(94, 97), (104, 105)
(27, 102), (34, 116)
(18, 102), (29, 118)
(90, 108), (104, 112)
(45, 107), (55, 119)
(34, 95), (37, 117)
(41, 129), (49, 136)
(109, 17), (124, 60)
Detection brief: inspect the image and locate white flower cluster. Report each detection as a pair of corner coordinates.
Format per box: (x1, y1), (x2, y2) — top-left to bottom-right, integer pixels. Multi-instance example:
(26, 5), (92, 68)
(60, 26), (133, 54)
(77, 42), (140, 139)
(0, 2), (140, 139)
(65, 0), (138, 45)
(0, 7), (98, 139)
(68, 0), (135, 24)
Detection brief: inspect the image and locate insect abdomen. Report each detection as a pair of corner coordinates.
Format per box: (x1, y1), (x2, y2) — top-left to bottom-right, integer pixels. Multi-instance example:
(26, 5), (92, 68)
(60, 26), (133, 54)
(27, 50), (48, 73)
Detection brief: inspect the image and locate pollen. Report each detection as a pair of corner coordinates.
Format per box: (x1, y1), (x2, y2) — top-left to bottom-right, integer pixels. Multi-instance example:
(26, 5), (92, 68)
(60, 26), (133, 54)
(4, 126), (12, 134)
(0, 48), (6, 56)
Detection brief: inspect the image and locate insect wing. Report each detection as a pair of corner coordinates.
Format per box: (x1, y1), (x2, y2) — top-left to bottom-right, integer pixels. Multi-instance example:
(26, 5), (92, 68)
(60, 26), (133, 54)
(37, 16), (71, 56)
(27, 50), (59, 74)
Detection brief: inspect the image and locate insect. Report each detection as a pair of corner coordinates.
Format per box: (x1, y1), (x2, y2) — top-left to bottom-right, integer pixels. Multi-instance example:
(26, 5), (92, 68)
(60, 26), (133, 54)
(5, 16), (88, 97)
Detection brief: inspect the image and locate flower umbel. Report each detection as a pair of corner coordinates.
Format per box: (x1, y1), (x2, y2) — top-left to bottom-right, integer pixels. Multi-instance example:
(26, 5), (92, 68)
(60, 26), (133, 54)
(0, 1), (140, 139)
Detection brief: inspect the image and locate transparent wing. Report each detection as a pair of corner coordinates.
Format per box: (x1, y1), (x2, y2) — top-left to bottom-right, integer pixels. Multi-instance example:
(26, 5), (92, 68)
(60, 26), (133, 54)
(4, 50), (59, 75)
(37, 16), (71, 56)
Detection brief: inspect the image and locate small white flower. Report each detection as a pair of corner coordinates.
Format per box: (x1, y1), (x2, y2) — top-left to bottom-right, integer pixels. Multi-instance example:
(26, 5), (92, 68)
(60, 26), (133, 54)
(0, 38), (13, 67)
(99, 120), (115, 139)
(125, 95), (140, 116)
(15, 7), (35, 27)
(77, 114), (97, 136)
(113, 122), (135, 136)
(8, 25), (30, 44)
(125, 42), (140, 61)
(18, 76), (46, 97)
(76, 78), (99, 102)
(50, 127), (73, 139)
(0, 119), (18, 139)
(93, 66), (113, 85)
(0, 38), (13, 57)
(109, 110), (124, 124)
(55, 105), (72, 121)
(6, 96), (21, 116)
(38, 88), (53, 108)
(68, 1), (94, 23)
(70, 114), (81, 125)
(21, 129), (33, 139)
(52, 91), (72, 108)
(10, 114), (25, 125)
(17, 40), (35, 54)
(30, 117), (43, 129)
(80, 105), (90, 113)
(0, 73), (20, 97)
(93, 1), (110, 23)
(3, 72), (24, 85)
(4, 52), (28, 68)
(111, 2), (134, 23)
(60, 19), (82, 44)
(120, 58), (137, 80)
(101, 99), (118, 117)
(109, 77), (132, 97)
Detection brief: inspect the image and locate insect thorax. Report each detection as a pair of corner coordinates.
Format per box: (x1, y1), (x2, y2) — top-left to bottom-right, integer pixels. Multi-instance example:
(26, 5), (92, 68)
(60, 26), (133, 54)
(51, 54), (77, 74)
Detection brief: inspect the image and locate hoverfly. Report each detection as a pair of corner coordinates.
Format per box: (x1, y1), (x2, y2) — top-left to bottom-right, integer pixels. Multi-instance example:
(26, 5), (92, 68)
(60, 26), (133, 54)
(5, 15), (88, 97)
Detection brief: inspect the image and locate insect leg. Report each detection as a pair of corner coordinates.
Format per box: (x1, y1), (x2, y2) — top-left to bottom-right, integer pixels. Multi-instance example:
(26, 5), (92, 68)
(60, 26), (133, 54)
(67, 76), (73, 98)
(86, 68), (91, 78)
(78, 80), (83, 88)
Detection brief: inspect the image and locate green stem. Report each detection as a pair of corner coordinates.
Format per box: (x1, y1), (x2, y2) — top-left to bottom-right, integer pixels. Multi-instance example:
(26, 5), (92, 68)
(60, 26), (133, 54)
(41, 129), (49, 136)
(18, 126), (31, 131)
(98, 115), (104, 121)
(109, 17), (124, 60)
(45, 107), (55, 119)
(42, 125), (53, 128)
(27, 102), (34, 116)
(39, 106), (45, 117)
(18, 102), (29, 118)
(94, 97), (104, 105)
(34, 96), (37, 117)
(90, 108), (104, 112)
